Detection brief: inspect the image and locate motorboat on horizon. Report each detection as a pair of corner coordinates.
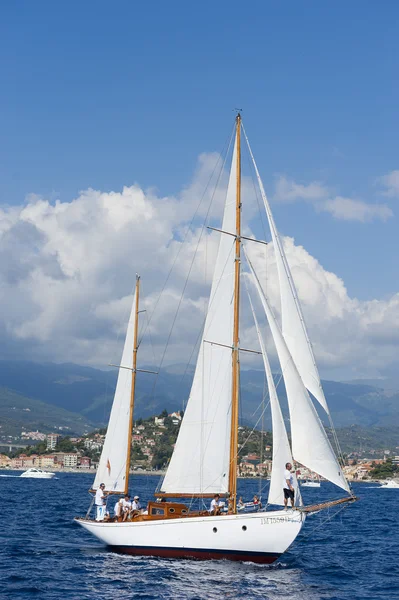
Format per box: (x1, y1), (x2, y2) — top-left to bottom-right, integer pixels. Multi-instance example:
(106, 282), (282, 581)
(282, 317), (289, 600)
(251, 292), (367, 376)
(379, 479), (399, 489)
(20, 468), (55, 479)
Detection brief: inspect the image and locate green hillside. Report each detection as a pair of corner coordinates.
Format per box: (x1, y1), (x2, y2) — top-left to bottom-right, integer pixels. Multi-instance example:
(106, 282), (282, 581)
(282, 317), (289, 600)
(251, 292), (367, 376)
(0, 387), (94, 437)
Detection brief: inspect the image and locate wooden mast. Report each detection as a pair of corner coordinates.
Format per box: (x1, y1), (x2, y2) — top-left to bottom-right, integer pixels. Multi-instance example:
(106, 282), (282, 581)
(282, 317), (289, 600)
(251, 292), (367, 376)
(228, 113), (242, 513)
(124, 274), (140, 495)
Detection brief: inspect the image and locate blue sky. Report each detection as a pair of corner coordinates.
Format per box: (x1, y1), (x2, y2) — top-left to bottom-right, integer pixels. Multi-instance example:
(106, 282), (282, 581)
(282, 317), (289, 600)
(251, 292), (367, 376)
(0, 2), (398, 375)
(1, 2), (397, 301)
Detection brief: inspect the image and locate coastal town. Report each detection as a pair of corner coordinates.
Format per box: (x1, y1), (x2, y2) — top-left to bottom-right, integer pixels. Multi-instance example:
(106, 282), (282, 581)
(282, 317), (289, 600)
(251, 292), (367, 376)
(1, 411), (398, 481)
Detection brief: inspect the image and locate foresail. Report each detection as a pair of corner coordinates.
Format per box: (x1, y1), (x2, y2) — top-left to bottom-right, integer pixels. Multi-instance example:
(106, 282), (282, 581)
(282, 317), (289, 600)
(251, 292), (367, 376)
(244, 133), (329, 414)
(246, 252), (350, 493)
(92, 291), (137, 493)
(246, 286), (301, 507)
(160, 141), (238, 495)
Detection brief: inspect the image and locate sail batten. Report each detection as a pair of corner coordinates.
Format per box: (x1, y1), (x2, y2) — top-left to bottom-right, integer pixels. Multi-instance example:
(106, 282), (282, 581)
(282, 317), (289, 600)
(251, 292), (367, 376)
(243, 130), (329, 414)
(245, 251), (350, 493)
(92, 289), (138, 493)
(246, 285), (301, 507)
(160, 139), (238, 496)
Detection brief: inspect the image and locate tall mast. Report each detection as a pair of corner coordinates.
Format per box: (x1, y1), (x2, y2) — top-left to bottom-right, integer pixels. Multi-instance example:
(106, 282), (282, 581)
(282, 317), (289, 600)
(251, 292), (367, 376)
(228, 113), (241, 512)
(124, 274), (140, 495)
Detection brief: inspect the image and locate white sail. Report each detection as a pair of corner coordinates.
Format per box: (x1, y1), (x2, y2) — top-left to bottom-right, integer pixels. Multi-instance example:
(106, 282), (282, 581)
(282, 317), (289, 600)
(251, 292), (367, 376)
(246, 252), (350, 493)
(244, 133), (329, 414)
(92, 291), (137, 493)
(246, 286), (301, 507)
(160, 140), (238, 495)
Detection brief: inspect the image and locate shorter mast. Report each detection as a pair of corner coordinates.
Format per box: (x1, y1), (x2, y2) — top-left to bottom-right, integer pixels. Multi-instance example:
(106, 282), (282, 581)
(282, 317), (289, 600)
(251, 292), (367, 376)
(124, 274), (140, 495)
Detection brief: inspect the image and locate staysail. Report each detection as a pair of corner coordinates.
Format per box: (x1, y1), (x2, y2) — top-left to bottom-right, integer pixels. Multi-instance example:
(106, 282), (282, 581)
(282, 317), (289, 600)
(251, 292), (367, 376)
(244, 131), (329, 414)
(92, 289), (137, 493)
(160, 140), (238, 495)
(246, 285), (301, 507)
(246, 251), (350, 493)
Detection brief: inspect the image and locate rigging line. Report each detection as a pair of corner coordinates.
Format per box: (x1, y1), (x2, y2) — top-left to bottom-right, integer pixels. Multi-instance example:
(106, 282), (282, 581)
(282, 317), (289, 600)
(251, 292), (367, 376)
(149, 231), (235, 408)
(242, 135), (270, 246)
(258, 373), (266, 497)
(244, 125), (346, 471)
(143, 309), (157, 373)
(244, 246), (348, 485)
(237, 396), (271, 459)
(297, 502), (351, 541)
(177, 151), (266, 407)
(139, 125), (235, 349)
(148, 133), (235, 403)
(159, 195), (238, 415)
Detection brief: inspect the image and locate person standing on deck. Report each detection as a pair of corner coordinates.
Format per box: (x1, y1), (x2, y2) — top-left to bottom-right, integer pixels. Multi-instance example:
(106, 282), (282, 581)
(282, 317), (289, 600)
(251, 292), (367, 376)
(95, 483), (106, 521)
(283, 463), (295, 510)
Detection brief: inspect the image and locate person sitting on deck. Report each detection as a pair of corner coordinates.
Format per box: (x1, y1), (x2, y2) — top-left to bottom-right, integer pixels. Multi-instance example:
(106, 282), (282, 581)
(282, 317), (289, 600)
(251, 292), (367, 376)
(122, 495), (132, 521)
(126, 495), (142, 520)
(209, 494), (223, 515)
(114, 498), (124, 521)
(237, 496), (245, 509)
(132, 495), (141, 512)
(253, 494), (262, 509)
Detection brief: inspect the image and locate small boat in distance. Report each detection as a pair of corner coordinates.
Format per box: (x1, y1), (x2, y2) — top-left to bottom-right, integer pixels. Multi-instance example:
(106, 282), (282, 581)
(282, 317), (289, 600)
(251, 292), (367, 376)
(379, 480), (399, 489)
(20, 468), (55, 479)
(301, 475), (321, 488)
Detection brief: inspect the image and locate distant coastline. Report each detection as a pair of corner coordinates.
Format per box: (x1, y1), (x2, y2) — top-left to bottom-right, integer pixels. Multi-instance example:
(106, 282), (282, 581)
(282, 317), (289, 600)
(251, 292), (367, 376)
(0, 466), (386, 483)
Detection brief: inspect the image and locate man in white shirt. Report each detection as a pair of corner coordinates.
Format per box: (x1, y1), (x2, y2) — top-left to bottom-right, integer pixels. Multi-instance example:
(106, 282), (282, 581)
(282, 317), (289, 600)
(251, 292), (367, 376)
(95, 483), (106, 521)
(283, 462), (295, 510)
(132, 495), (141, 511)
(114, 498), (124, 521)
(122, 494), (132, 521)
(209, 494), (223, 515)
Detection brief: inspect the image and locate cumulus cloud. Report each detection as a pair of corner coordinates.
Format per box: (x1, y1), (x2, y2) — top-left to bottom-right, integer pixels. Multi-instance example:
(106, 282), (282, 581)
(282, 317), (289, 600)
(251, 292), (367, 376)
(245, 236), (399, 379)
(320, 196), (393, 222)
(378, 170), (399, 198)
(274, 175), (393, 222)
(0, 152), (258, 368)
(0, 156), (399, 380)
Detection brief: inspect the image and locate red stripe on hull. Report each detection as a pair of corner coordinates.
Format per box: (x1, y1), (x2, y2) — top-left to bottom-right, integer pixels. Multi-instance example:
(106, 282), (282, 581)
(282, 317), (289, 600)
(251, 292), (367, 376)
(109, 545), (280, 564)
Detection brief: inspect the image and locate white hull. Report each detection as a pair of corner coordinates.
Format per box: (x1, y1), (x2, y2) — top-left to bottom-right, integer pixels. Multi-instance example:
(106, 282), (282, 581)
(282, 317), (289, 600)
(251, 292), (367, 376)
(20, 469), (55, 479)
(76, 509), (305, 563)
(301, 481), (320, 488)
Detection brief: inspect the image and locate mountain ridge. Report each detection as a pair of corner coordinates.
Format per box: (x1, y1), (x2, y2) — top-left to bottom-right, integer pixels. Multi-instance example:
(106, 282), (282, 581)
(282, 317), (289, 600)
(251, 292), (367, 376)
(0, 360), (398, 436)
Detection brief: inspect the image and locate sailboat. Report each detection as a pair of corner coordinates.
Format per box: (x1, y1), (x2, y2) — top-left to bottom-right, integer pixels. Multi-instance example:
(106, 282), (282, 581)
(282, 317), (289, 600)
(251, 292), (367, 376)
(75, 114), (357, 563)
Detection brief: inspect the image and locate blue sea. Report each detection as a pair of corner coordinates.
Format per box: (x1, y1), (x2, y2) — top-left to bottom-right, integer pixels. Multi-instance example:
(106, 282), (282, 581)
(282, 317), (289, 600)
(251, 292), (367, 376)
(0, 473), (397, 600)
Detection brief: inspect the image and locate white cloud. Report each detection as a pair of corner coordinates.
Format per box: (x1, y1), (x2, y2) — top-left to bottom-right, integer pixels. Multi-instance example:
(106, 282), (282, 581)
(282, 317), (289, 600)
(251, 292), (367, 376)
(274, 176), (328, 203)
(320, 196), (393, 222)
(273, 175), (393, 222)
(245, 236), (399, 379)
(378, 170), (399, 198)
(0, 157), (399, 380)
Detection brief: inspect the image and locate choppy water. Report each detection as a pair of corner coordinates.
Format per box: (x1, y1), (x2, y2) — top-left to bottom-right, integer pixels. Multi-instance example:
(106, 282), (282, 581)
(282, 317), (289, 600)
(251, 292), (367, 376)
(0, 473), (397, 599)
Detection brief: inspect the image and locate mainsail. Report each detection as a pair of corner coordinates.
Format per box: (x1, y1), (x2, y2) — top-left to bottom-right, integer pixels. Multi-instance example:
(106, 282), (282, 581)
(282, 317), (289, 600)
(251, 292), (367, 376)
(244, 131), (329, 414)
(92, 289), (138, 493)
(246, 252), (350, 493)
(160, 140), (238, 495)
(246, 285), (301, 507)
